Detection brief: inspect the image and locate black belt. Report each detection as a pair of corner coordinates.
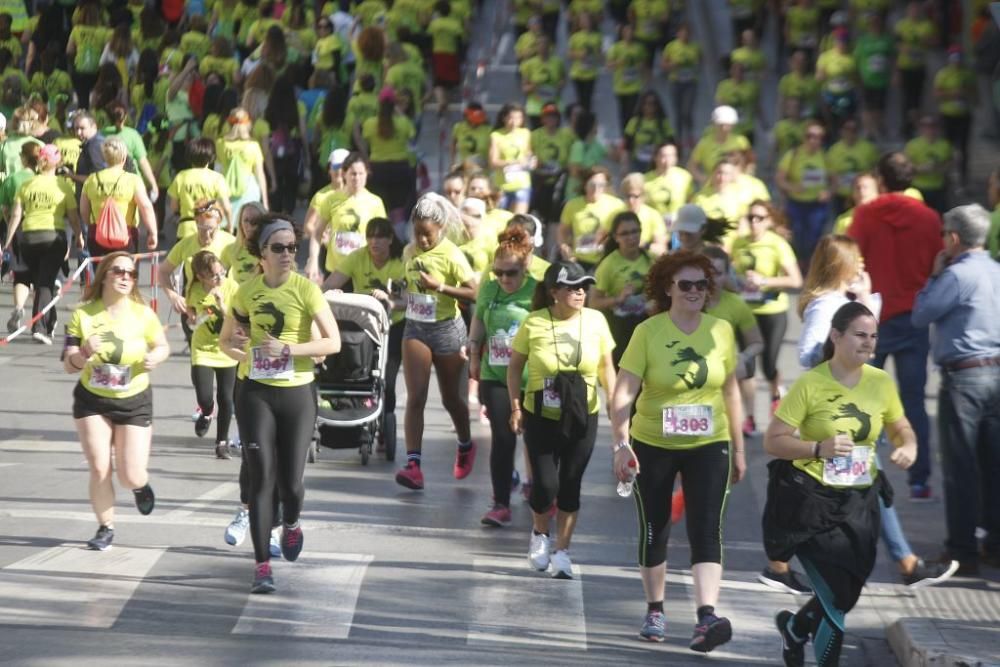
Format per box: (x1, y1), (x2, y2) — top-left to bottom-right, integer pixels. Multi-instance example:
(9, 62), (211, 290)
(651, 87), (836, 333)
(944, 356), (1000, 371)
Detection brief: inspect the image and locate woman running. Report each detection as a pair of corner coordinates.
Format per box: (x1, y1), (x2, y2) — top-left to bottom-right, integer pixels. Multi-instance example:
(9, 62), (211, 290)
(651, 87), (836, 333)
(323, 217), (406, 434)
(591, 211), (652, 368)
(468, 227), (537, 526)
(764, 301), (917, 667)
(395, 194), (478, 491)
(187, 250), (239, 457)
(610, 250), (744, 652)
(220, 214), (341, 594)
(2, 144), (83, 344)
(489, 103), (534, 214)
(217, 108), (270, 220)
(63, 251), (170, 551)
(508, 261), (615, 578)
(558, 166), (625, 271)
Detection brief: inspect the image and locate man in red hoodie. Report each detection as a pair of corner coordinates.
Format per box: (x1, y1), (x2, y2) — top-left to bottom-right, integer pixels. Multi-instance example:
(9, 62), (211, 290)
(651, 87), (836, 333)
(849, 152), (942, 500)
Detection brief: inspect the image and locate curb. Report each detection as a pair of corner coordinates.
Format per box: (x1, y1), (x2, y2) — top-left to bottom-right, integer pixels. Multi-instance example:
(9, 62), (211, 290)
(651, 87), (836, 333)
(888, 618), (1000, 667)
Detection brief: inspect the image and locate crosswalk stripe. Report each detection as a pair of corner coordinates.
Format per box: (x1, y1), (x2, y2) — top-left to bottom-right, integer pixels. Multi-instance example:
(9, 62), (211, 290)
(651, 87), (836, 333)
(164, 482), (240, 519)
(0, 545), (165, 628)
(468, 557), (587, 650)
(232, 553), (374, 639)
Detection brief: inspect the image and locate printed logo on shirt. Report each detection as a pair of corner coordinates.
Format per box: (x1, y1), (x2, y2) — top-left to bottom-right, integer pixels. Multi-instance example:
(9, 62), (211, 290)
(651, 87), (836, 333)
(254, 302), (286, 338)
(672, 346), (708, 390)
(834, 402), (872, 442)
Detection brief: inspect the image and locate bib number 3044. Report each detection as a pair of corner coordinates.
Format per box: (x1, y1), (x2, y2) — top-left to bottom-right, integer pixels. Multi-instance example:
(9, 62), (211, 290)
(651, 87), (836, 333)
(662, 404), (713, 436)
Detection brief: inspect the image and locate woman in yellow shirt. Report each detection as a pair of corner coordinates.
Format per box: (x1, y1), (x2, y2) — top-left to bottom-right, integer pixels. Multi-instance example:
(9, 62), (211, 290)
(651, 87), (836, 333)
(395, 194), (479, 491)
(62, 251), (171, 552)
(489, 103), (534, 215)
(79, 137), (157, 255)
(775, 120), (831, 271)
(764, 301), (916, 667)
(558, 166), (625, 270)
(508, 261), (615, 579)
(218, 108), (270, 219)
(359, 87), (416, 219)
(610, 251), (744, 649)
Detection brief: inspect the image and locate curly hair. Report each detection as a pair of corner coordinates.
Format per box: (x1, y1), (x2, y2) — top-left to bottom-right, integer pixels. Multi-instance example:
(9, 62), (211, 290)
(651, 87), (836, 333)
(644, 250), (716, 313)
(494, 226), (533, 265)
(357, 26), (386, 62)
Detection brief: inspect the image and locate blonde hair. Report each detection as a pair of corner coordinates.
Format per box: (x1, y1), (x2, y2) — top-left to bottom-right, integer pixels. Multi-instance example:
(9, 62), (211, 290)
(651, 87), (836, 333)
(12, 106), (39, 136)
(620, 172), (645, 194)
(798, 235), (863, 317)
(101, 137), (129, 166)
(225, 107), (253, 141)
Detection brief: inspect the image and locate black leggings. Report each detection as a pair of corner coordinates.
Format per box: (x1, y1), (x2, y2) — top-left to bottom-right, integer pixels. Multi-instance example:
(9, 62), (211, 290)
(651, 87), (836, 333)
(191, 365), (237, 443)
(790, 556), (865, 666)
(71, 71), (98, 109)
(270, 151), (301, 215)
(754, 311), (788, 384)
(19, 233), (67, 335)
(385, 320), (404, 413)
(942, 114), (972, 183)
(573, 78), (596, 111)
(236, 380), (318, 563)
(522, 409), (597, 514)
(900, 67), (926, 137)
(632, 440), (731, 567)
(480, 380), (519, 507)
(616, 93), (639, 134)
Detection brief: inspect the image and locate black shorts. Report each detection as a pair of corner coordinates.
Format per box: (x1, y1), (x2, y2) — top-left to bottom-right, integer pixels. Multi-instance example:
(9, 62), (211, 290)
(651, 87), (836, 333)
(73, 382), (153, 427)
(861, 86), (887, 111)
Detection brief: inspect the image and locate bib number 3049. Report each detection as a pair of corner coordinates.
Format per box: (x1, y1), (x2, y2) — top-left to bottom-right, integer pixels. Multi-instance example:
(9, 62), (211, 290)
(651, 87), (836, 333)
(662, 404), (713, 436)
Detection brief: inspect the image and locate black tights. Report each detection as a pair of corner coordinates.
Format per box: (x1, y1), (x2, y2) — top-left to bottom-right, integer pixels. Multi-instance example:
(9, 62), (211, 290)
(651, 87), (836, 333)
(236, 380), (317, 563)
(480, 380), (519, 507)
(789, 555), (865, 667)
(191, 365), (237, 443)
(522, 409), (597, 514)
(19, 234), (67, 335)
(632, 440), (731, 567)
(754, 311), (788, 385)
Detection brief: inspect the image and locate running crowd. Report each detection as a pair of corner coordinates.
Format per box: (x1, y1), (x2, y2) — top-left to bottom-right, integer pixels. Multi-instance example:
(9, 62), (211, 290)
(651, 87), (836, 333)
(0, 1), (999, 665)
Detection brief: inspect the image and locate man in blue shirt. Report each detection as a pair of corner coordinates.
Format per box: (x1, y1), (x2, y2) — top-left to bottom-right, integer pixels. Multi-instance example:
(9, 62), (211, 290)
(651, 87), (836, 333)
(912, 204), (1000, 576)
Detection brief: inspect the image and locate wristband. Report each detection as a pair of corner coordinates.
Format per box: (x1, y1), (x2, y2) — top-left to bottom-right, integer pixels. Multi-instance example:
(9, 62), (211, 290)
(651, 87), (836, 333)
(510, 408), (521, 413)
(813, 441), (821, 458)
(613, 440), (630, 453)
(436, 282), (445, 293)
(282, 344), (291, 357)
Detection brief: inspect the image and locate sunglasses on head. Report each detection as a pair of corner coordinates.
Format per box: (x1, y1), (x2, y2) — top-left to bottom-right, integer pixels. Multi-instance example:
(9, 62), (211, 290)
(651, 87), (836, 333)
(195, 202), (220, 216)
(110, 266), (138, 280)
(493, 267), (522, 278)
(674, 279), (709, 292)
(267, 242), (299, 255)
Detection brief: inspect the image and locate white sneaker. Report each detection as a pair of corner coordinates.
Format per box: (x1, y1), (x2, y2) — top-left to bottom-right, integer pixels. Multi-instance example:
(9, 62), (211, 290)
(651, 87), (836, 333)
(528, 532), (551, 571)
(224, 507), (250, 546)
(269, 527), (282, 558)
(550, 549), (573, 579)
(31, 331), (52, 345)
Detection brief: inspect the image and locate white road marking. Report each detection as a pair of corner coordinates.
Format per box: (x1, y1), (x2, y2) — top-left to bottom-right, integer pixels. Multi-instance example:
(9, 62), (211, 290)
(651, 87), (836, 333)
(0, 544), (165, 628)
(0, 441), (79, 453)
(491, 33), (511, 68)
(0, 463), (20, 467)
(232, 552), (374, 639)
(164, 482), (240, 519)
(467, 557), (587, 650)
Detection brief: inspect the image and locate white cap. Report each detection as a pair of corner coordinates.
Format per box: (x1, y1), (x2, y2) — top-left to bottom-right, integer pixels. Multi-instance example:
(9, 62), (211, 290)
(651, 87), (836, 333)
(460, 197), (486, 217)
(328, 148), (350, 168)
(673, 204), (707, 234)
(711, 105), (738, 126)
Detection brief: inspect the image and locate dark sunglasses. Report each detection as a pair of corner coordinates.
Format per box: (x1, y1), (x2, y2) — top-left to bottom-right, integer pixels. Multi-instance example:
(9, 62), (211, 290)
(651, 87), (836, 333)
(749, 214), (768, 222)
(267, 242), (299, 254)
(674, 279), (709, 292)
(558, 283), (587, 292)
(110, 266), (138, 280)
(493, 267), (522, 277)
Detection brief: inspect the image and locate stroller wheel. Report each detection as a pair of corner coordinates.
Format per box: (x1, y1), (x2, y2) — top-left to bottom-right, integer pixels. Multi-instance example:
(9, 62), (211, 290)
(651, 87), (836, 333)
(383, 413), (397, 462)
(360, 439), (370, 466)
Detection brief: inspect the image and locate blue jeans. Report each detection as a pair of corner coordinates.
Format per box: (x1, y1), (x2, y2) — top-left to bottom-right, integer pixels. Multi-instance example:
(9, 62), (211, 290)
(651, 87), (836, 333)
(871, 314), (931, 487)
(785, 199), (829, 267)
(938, 365), (1000, 561)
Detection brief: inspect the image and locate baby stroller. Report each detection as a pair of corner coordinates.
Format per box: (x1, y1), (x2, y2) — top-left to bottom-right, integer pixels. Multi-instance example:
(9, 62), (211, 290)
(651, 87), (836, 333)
(311, 292), (396, 465)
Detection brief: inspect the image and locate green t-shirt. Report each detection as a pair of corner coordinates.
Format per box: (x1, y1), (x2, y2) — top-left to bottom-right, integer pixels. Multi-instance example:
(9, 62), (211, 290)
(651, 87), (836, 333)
(624, 117), (674, 166)
(778, 72), (821, 112)
(428, 15), (463, 54)
(776, 362), (904, 487)
(474, 277), (536, 384)
(774, 118), (806, 158)
(568, 30), (603, 80)
(594, 249), (653, 318)
(530, 126), (574, 176)
(853, 33), (894, 89)
(520, 55), (565, 116)
(778, 147), (830, 202)
(715, 78), (759, 136)
(934, 65), (975, 117)
(453, 121), (492, 167)
(565, 138), (609, 197)
(816, 50), (856, 94)
(619, 312), (736, 449)
(895, 18), (935, 70)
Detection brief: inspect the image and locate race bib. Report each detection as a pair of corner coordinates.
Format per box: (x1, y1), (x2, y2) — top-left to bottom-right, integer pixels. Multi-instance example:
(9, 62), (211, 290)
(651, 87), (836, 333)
(741, 287), (765, 303)
(535, 84), (557, 101)
(334, 231), (364, 255)
(575, 233), (601, 257)
(542, 377), (560, 409)
(662, 404), (713, 437)
(250, 346), (294, 381)
(867, 54), (888, 73)
(614, 294), (647, 317)
(801, 167), (826, 188)
(675, 66), (696, 82)
(537, 161), (561, 177)
(621, 66), (640, 84)
(89, 364), (132, 392)
(488, 333), (513, 366)
(829, 77), (851, 94)
(822, 445), (873, 486)
(406, 292), (437, 322)
(635, 145), (655, 165)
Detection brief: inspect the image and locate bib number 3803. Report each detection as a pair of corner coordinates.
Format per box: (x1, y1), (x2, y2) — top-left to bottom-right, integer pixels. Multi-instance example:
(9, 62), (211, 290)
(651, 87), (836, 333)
(662, 405), (713, 436)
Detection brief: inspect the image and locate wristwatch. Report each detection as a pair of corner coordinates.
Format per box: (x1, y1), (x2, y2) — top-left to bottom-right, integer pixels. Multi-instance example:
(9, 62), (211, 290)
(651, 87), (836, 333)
(614, 441), (630, 453)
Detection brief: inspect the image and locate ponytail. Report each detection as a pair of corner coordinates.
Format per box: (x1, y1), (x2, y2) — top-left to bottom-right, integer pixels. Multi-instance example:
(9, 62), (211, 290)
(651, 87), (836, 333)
(822, 301), (876, 362)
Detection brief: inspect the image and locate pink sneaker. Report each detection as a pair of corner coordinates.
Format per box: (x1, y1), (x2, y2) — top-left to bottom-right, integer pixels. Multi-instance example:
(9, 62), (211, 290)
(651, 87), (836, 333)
(453, 441), (476, 479)
(395, 461), (424, 490)
(481, 504), (512, 527)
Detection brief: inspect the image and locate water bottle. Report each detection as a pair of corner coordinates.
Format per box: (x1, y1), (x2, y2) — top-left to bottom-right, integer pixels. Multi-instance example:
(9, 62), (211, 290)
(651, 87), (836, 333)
(617, 459), (637, 497)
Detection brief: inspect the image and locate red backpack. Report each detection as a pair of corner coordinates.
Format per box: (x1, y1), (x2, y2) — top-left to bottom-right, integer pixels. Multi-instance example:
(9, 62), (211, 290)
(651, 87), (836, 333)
(94, 174), (130, 251)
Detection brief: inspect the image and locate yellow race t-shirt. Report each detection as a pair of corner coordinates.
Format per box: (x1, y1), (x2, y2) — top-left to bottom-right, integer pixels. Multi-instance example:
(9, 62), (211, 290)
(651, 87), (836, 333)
(730, 230), (798, 315)
(361, 115), (416, 163)
(826, 138), (878, 198)
(67, 299), (162, 399)
(594, 249), (653, 318)
(16, 174), (77, 233)
(82, 167), (144, 228)
(776, 362), (904, 487)
(707, 290), (758, 337)
(187, 277), (240, 368)
(166, 230), (238, 294)
(778, 148), (829, 202)
(905, 136), (953, 191)
(168, 167), (231, 236)
(230, 272), (329, 387)
(403, 238), (475, 322)
(338, 247), (407, 324)
(619, 312), (736, 448)
(491, 127), (532, 192)
(221, 241), (260, 286)
(321, 189), (388, 273)
(512, 307), (614, 419)
(661, 39), (700, 83)
(559, 194), (625, 264)
(690, 132), (751, 179)
(643, 167), (695, 217)
(568, 29), (603, 80)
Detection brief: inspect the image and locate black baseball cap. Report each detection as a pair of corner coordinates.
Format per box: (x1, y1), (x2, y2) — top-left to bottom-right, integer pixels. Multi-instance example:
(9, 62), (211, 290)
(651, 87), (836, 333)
(544, 261), (596, 290)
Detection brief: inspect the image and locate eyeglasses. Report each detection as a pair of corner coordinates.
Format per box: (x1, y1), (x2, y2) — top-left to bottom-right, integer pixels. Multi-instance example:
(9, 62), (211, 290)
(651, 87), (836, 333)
(267, 242), (299, 254)
(617, 228), (641, 237)
(674, 279), (709, 292)
(110, 266), (138, 280)
(749, 214), (768, 222)
(493, 268), (522, 278)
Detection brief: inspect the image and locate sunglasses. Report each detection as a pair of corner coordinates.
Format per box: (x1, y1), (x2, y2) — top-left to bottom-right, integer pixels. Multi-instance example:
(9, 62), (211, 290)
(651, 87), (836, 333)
(110, 266), (138, 280)
(493, 268), (522, 277)
(749, 214), (768, 222)
(267, 242), (299, 254)
(674, 279), (709, 292)
(558, 283), (587, 292)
